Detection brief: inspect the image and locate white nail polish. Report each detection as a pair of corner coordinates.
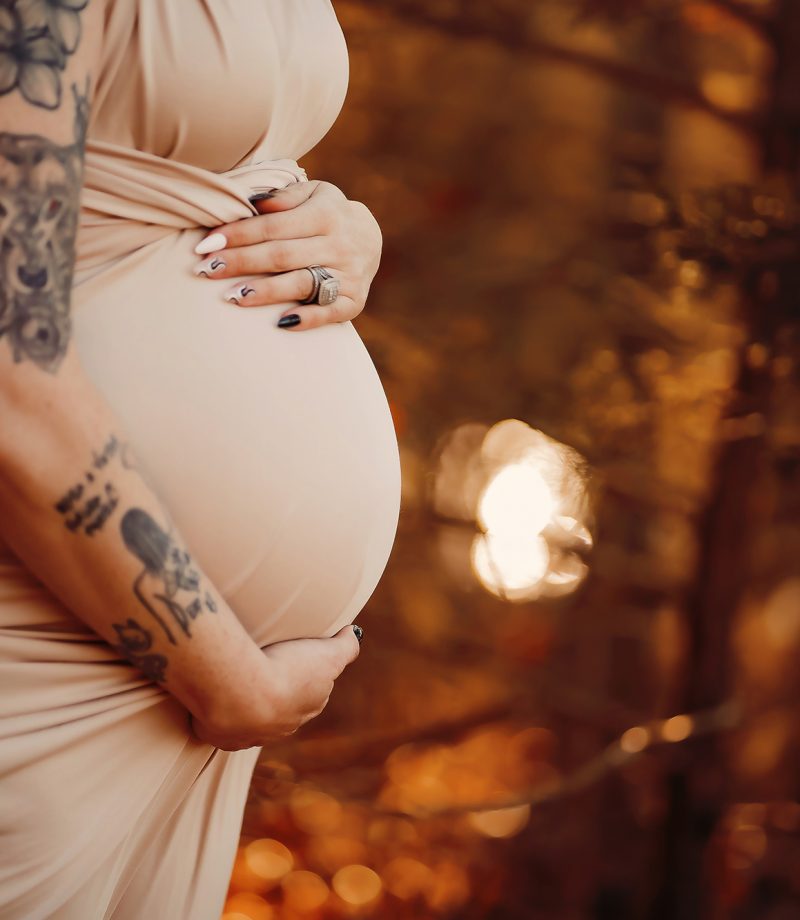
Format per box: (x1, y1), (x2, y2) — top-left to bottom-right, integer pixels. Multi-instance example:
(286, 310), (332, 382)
(194, 256), (226, 277)
(194, 233), (227, 255)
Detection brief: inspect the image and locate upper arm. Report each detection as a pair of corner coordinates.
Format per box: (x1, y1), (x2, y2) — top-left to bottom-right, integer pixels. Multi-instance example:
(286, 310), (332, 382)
(0, 0), (104, 391)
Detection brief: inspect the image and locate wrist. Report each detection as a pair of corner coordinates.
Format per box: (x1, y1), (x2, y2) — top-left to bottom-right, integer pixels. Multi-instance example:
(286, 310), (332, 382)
(192, 641), (282, 737)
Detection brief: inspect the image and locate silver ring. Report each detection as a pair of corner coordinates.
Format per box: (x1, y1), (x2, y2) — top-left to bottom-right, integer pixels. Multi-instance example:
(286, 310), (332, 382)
(300, 265), (340, 306)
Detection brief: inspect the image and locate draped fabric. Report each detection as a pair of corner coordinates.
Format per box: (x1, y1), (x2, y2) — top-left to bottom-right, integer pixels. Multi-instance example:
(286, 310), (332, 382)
(77, 143), (307, 275)
(0, 3), (400, 918)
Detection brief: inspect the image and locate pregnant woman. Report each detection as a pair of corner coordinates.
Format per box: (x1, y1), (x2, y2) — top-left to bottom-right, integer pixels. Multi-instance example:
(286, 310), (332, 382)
(0, 1), (400, 917)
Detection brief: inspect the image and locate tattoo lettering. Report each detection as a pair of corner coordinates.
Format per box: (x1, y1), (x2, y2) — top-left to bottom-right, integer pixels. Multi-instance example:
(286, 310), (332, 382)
(53, 434), (219, 655)
(91, 432), (120, 468)
(54, 434), (122, 535)
(111, 617), (168, 683)
(0, 1), (89, 110)
(57, 480), (118, 534)
(120, 508), (217, 645)
(0, 82), (89, 372)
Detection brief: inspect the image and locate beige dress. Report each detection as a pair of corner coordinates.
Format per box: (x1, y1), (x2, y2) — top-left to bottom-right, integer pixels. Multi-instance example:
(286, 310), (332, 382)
(0, 2), (400, 917)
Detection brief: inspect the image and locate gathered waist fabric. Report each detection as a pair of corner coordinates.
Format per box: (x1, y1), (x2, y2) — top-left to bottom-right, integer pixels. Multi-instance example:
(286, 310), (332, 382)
(76, 140), (308, 277)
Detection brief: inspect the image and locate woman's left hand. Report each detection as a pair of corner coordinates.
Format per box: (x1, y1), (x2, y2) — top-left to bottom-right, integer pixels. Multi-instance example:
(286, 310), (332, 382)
(193, 180), (382, 330)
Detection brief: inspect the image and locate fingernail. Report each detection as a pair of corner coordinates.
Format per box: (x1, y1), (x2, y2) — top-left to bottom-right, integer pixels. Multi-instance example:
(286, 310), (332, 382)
(277, 313), (301, 329)
(194, 232), (227, 255)
(194, 256), (226, 277)
(352, 624), (363, 643)
(224, 284), (255, 304)
(248, 190), (278, 203)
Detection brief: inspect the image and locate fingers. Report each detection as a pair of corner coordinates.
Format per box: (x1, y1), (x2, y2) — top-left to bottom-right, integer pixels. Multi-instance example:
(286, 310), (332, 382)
(274, 297), (360, 330)
(251, 181), (328, 214)
(195, 207), (321, 254)
(191, 177), (372, 330)
(194, 236), (333, 279)
(194, 182), (317, 254)
(220, 271), (361, 325)
(194, 181), (346, 253)
(221, 268), (316, 306)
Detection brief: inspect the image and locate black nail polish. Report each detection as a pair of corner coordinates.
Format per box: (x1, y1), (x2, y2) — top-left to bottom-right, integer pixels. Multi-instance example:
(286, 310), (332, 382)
(352, 624), (363, 643)
(277, 314), (301, 329)
(248, 190), (278, 203)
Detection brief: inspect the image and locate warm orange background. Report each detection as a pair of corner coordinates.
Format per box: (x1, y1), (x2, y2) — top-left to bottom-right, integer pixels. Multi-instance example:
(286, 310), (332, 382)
(224, 2), (800, 918)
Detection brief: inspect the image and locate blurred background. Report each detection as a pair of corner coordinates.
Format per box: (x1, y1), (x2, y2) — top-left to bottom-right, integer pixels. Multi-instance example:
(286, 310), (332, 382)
(222, 1), (800, 918)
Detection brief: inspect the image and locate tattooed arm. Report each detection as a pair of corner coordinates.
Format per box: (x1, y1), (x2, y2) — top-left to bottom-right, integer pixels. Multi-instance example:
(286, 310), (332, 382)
(0, 1), (360, 749)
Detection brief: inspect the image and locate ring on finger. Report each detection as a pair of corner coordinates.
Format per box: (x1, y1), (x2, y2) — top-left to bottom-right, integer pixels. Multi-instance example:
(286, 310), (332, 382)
(300, 265), (340, 306)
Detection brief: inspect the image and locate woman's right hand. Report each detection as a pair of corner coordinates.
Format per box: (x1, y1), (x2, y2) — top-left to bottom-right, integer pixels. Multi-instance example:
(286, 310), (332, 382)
(189, 624), (362, 751)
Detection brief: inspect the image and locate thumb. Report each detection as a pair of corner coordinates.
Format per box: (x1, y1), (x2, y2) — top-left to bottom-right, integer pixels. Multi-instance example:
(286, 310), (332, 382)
(327, 623), (362, 676)
(249, 179), (320, 214)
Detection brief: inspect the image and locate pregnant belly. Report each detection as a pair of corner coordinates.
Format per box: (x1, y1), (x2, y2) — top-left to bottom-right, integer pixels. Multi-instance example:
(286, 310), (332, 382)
(71, 231), (400, 647)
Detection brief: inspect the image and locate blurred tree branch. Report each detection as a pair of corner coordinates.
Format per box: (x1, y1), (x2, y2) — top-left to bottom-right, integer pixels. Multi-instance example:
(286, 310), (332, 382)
(263, 673), (644, 780)
(256, 701), (739, 819)
(704, 0), (774, 38)
(348, 0), (760, 135)
(385, 700), (740, 819)
(575, 0), (774, 40)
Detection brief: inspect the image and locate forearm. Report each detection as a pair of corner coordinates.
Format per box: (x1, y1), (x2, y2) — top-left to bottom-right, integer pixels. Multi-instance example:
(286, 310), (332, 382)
(0, 0), (275, 737)
(0, 354), (270, 724)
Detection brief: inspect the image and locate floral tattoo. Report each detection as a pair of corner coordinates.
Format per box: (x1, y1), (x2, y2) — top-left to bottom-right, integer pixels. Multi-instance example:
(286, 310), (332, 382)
(0, 0), (89, 110)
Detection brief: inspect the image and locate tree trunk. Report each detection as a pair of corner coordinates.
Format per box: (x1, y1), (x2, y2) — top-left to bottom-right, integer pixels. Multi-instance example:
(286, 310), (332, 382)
(650, 3), (800, 917)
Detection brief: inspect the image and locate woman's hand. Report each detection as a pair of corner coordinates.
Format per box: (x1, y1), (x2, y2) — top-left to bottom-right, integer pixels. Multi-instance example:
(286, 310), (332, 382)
(193, 180), (383, 331)
(189, 624), (362, 751)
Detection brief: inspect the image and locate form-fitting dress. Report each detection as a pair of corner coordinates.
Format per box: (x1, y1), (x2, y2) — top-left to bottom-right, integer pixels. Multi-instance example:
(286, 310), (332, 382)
(0, 2), (400, 917)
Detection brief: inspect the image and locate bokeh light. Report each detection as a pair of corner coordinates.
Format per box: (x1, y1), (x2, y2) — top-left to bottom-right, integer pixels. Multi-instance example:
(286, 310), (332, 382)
(471, 532), (550, 600)
(478, 462), (556, 536)
(432, 418), (592, 600)
(467, 804), (531, 838)
(660, 715), (694, 743)
(244, 839), (293, 883)
(620, 726), (651, 754)
(280, 870), (330, 912)
(222, 893), (274, 920)
(331, 864), (383, 907)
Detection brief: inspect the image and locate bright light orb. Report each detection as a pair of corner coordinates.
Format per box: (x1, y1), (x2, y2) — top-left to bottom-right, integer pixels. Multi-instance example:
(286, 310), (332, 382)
(478, 462), (557, 537)
(471, 532), (550, 600)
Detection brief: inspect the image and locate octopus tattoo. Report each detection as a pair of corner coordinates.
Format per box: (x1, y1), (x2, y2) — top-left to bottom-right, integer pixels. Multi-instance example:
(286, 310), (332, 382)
(120, 508), (217, 645)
